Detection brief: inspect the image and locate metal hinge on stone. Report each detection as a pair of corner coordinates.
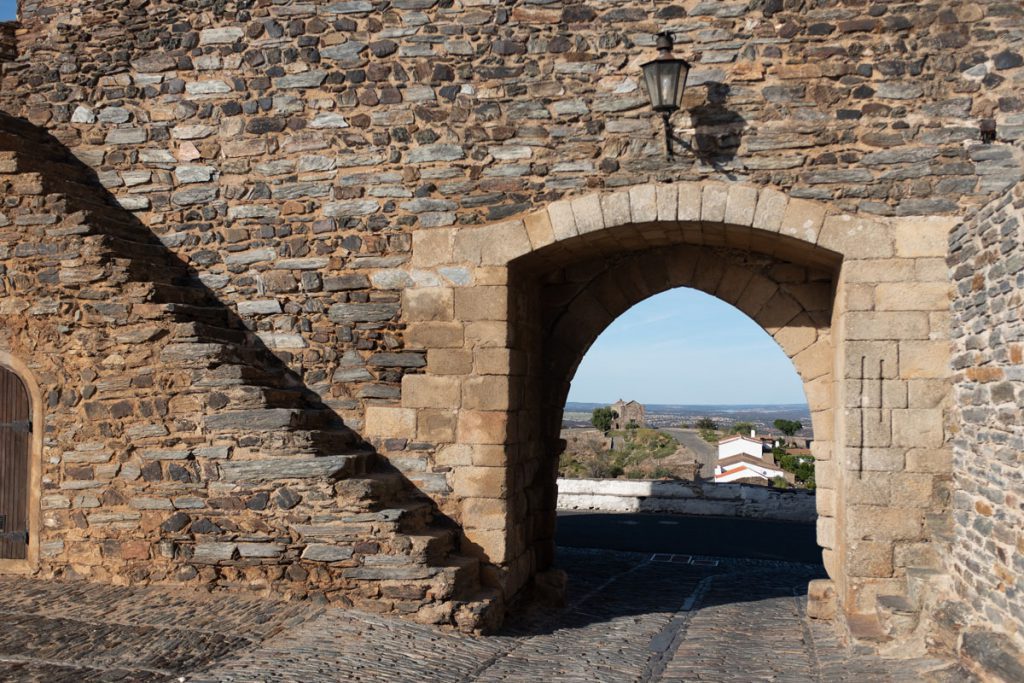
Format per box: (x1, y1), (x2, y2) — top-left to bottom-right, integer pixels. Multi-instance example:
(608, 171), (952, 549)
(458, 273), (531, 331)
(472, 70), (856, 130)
(0, 516), (28, 544)
(0, 420), (30, 433)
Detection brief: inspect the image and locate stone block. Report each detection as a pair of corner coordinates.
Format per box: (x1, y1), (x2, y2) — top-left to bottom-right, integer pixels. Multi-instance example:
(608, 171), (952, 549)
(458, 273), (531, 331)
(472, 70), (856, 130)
(907, 378), (948, 409)
(891, 408), (944, 448)
(700, 182), (729, 223)
(655, 184), (678, 222)
(905, 448), (952, 473)
(465, 321), (511, 348)
(713, 264), (753, 304)
(461, 528), (509, 564)
(817, 516), (836, 548)
(454, 220), (531, 265)
(600, 191), (631, 228)
(458, 411), (510, 444)
(192, 542), (237, 564)
(474, 348), (515, 376)
(220, 455), (360, 482)
(893, 216), (957, 258)
(752, 188), (788, 232)
(724, 185), (759, 226)
(818, 215), (893, 259)
(876, 283), (950, 312)
(843, 341), (900, 379)
(454, 286), (508, 321)
(780, 198), (827, 244)
(453, 466), (508, 498)
(461, 497), (508, 529)
(463, 376), (512, 411)
(629, 184), (658, 223)
(847, 506), (924, 541)
(471, 445), (508, 467)
(417, 409), (457, 443)
(793, 339), (833, 381)
(861, 448), (905, 472)
(676, 181), (703, 221)
(899, 341), (951, 379)
(403, 288), (454, 322)
(843, 259), (917, 284)
(806, 579), (837, 620)
(547, 200), (578, 240)
(848, 541), (894, 578)
(302, 544), (355, 562)
(406, 322), (464, 349)
(757, 291), (803, 332)
(773, 318), (818, 358)
(735, 274), (778, 318)
(524, 210), (555, 249)
(364, 406), (417, 438)
(435, 444), (472, 467)
(845, 312), (930, 340)
(571, 194), (605, 234)
(402, 375), (461, 409)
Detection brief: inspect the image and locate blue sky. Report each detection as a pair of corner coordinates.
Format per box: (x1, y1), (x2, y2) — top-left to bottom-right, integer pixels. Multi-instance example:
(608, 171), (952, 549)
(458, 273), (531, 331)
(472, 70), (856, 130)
(568, 287), (807, 405)
(0, 1), (14, 20)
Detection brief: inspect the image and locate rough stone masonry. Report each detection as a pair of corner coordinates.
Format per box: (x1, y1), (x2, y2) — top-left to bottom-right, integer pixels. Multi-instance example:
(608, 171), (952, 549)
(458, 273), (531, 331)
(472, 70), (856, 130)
(0, 0), (1021, 676)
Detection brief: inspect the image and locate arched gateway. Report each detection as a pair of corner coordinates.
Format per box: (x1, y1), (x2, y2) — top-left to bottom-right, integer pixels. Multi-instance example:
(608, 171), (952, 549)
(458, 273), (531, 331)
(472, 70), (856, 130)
(369, 180), (955, 630)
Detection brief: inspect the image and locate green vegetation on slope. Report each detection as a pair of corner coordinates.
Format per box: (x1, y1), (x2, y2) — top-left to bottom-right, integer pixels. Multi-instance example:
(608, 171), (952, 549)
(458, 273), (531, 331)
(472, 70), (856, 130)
(559, 428), (678, 479)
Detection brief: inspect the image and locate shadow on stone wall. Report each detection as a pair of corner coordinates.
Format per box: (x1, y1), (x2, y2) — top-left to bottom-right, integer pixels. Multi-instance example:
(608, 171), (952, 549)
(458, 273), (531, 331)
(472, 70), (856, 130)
(0, 112), (490, 626)
(688, 82), (748, 177)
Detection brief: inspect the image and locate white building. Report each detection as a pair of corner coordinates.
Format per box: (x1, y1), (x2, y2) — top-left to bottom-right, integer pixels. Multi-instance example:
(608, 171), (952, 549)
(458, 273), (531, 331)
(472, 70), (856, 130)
(714, 431), (787, 484)
(716, 433), (765, 460)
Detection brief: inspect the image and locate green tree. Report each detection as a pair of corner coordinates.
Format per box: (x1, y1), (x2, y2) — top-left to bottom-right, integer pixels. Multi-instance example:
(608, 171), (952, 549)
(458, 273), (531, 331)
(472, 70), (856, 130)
(696, 417), (718, 431)
(591, 407), (615, 433)
(773, 419), (803, 437)
(732, 421), (756, 435)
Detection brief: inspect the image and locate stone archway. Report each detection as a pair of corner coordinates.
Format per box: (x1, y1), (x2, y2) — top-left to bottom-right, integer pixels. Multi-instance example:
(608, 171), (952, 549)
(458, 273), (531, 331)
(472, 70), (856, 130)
(378, 180), (955, 630)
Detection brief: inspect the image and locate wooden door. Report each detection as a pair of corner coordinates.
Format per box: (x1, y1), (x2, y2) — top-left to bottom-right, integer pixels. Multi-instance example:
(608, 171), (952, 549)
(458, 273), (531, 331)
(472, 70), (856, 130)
(0, 367), (30, 560)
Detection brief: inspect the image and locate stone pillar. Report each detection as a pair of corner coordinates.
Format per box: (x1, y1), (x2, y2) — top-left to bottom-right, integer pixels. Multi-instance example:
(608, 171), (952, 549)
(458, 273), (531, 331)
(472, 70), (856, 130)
(830, 216), (955, 615)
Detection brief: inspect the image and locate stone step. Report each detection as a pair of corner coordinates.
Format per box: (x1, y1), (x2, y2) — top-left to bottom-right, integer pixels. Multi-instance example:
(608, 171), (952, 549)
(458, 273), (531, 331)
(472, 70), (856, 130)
(217, 451), (374, 484)
(334, 471), (410, 509)
(393, 528), (457, 563)
(452, 586), (505, 633)
(905, 567), (948, 608)
(927, 599), (970, 656)
(875, 594), (920, 639)
(847, 612), (892, 645)
(172, 321), (251, 346)
(209, 384), (310, 411)
(159, 302), (234, 326)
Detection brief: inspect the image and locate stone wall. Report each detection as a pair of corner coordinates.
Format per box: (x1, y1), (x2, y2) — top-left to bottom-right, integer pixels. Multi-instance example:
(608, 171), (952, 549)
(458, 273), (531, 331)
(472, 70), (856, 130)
(0, 112), (498, 630)
(556, 477), (817, 523)
(950, 176), (1024, 652)
(0, 0), (1021, 649)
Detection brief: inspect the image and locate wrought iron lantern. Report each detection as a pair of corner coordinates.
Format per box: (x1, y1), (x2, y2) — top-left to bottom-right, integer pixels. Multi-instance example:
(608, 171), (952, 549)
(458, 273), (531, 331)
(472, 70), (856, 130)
(641, 32), (691, 159)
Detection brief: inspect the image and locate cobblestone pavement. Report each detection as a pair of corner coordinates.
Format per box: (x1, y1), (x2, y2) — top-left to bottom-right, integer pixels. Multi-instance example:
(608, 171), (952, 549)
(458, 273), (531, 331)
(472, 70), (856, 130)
(0, 548), (973, 682)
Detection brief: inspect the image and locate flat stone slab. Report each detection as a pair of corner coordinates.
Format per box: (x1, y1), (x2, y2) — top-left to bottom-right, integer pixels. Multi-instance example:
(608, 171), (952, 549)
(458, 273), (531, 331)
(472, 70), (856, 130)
(219, 455), (361, 482)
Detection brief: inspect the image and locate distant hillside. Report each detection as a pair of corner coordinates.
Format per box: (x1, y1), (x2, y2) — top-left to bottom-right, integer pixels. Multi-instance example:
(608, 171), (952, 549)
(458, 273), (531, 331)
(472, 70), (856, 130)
(563, 402), (813, 437)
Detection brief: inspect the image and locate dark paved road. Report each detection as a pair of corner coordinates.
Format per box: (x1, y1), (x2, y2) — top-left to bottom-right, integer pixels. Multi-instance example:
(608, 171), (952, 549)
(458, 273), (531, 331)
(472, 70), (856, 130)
(557, 510), (822, 564)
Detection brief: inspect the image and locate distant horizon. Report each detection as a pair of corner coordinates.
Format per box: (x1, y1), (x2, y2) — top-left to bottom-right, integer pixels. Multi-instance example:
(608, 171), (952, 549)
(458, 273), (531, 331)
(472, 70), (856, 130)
(565, 400), (809, 408)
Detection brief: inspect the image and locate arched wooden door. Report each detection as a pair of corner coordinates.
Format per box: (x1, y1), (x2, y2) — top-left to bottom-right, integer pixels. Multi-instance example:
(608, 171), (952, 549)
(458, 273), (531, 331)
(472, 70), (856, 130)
(0, 366), (30, 560)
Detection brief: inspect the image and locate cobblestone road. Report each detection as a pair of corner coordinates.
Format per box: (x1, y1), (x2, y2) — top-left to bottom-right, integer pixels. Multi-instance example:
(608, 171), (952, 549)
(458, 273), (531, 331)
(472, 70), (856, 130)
(0, 548), (973, 682)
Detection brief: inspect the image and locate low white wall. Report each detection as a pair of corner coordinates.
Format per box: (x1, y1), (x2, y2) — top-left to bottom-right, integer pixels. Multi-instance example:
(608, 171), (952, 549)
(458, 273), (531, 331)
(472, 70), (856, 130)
(556, 478), (816, 523)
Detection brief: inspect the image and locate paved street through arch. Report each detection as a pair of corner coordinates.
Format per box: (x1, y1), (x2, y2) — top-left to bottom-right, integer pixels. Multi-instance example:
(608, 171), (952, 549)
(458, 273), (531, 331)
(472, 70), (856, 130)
(0, 545), (968, 682)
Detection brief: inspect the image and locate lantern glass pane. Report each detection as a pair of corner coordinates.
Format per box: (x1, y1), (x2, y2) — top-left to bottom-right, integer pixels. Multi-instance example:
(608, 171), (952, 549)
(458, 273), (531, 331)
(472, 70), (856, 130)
(642, 63), (663, 109)
(674, 65), (690, 108)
